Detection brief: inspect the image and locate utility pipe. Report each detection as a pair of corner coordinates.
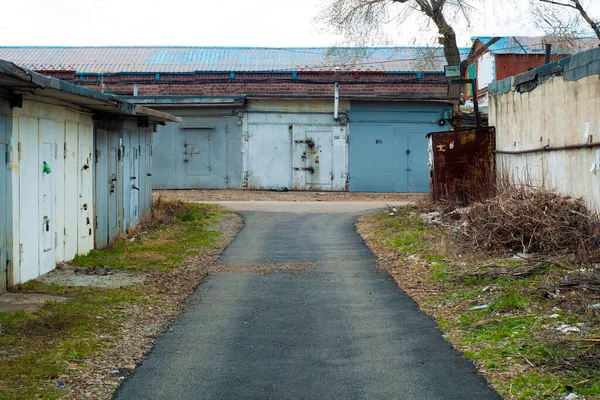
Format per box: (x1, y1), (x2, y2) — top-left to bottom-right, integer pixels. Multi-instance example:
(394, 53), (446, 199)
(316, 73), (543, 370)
(334, 67), (341, 121)
(494, 141), (600, 155)
(334, 82), (340, 120)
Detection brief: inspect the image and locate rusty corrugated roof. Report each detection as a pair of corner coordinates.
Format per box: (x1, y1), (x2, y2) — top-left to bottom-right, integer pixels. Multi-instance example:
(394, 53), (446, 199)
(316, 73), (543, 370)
(472, 36), (599, 55)
(0, 46), (470, 74)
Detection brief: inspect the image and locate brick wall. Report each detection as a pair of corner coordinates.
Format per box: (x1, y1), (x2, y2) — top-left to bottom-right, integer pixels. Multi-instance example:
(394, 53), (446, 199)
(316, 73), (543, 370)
(37, 70), (451, 99)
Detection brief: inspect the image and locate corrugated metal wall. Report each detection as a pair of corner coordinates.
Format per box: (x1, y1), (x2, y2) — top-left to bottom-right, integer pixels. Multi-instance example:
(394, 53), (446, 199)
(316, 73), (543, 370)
(0, 98), (10, 293)
(11, 101), (94, 284)
(152, 108), (242, 189)
(94, 119), (154, 249)
(348, 102), (451, 192)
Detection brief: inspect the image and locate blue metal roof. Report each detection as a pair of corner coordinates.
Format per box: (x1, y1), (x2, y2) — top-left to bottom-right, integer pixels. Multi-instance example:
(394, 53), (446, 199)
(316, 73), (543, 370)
(0, 59), (179, 122)
(471, 36), (599, 55)
(0, 46), (470, 74)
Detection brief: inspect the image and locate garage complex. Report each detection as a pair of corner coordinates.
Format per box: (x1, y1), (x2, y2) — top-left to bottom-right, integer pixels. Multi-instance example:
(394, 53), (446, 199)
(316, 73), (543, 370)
(0, 46), (463, 192)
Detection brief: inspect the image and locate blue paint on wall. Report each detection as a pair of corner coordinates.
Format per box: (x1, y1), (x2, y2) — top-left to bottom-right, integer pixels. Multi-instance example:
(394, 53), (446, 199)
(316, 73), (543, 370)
(152, 111), (242, 189)
(348, 102), (451, 193)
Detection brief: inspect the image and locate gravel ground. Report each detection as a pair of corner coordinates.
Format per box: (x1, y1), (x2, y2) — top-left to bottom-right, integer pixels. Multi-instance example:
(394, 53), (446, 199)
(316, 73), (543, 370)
(38, 264), (144, 289)
(154, 189), (427, 203)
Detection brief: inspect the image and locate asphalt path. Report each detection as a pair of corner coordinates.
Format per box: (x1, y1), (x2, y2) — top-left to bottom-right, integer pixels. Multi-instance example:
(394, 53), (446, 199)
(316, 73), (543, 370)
(114, 203), (500, 400)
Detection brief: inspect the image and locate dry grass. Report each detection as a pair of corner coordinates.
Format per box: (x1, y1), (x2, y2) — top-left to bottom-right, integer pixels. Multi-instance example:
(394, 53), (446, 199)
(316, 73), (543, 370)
(456, 185), (600, 266)
(357, 205), (600, 399)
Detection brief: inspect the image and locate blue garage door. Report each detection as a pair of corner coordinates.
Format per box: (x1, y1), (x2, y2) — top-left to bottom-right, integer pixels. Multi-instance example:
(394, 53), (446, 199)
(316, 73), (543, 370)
(349, 102), (451, 192)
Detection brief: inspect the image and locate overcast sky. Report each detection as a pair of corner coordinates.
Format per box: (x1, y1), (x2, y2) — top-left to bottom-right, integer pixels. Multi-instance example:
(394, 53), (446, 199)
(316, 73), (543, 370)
(1, 0), (598, 47)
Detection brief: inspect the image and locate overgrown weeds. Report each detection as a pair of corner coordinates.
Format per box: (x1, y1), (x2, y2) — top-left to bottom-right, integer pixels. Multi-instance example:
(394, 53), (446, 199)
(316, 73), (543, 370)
(357, 201), (600, 399)
(0, 200), (227, 399)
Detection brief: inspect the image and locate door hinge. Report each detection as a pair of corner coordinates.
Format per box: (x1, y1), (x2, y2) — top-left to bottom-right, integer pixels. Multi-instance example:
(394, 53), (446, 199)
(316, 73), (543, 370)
(19, 244), (23, 266)
(17, 142), (22, 161)
(346, 135), (350, 144)
(55, 232), (58, 248)
(5, 139), (11, 165)
(208, 134), (212, 141)
(64, 142), (68, 159)
(224, 175), (230, 184)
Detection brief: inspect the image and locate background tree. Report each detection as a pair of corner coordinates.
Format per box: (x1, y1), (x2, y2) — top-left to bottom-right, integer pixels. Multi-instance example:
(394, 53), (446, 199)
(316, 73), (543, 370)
(316, 0), (500, 99)
(535, 0), (600, 39)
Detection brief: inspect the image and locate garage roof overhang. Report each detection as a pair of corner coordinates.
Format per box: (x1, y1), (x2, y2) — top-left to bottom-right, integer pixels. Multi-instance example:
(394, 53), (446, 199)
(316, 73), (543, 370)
(121, 95), (246, 108)
(0, 60), (180, 124)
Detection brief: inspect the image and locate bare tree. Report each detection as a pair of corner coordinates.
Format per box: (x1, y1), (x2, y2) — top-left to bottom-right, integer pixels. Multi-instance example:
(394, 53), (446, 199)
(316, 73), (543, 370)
(316, 0), (500, 99)
(536, 0), (600, 39)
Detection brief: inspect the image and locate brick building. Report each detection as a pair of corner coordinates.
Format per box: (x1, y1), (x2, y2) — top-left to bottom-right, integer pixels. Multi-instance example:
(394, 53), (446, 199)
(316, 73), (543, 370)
(0, 46), (468, 192)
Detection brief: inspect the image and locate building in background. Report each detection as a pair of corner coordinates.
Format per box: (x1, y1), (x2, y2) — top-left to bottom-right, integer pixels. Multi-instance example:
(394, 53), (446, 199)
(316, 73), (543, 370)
(0, 46), (470, 193)
(0, 60), (179, 292)
(466, 36), (598, 114)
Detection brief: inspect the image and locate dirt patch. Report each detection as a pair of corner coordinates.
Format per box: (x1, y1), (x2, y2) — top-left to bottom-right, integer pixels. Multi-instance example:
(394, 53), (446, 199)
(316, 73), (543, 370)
(59, 212), (244, 400)
(217, 262), (314, 274)
(0, 293), (71, 312)
(37, 264), (143, 289)
(155, 189), (426, 203)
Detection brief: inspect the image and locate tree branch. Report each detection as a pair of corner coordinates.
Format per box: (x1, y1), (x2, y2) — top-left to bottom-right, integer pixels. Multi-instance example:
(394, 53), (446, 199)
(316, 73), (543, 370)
(539, 0), (577, 9)
(572, 0), (600, 40)
(461, 37), (502, 68)
(538, 0), (600, 40)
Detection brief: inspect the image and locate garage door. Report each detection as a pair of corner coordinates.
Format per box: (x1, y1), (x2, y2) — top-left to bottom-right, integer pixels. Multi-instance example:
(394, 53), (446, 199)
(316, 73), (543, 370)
(153, 113), (242, 190)
(0, 112), (8, 293)
(348, 102), (451, 193)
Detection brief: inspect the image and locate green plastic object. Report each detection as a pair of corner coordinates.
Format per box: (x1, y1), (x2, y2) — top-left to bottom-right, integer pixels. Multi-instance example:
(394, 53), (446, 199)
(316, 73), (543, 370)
(43, 161), (52, 174)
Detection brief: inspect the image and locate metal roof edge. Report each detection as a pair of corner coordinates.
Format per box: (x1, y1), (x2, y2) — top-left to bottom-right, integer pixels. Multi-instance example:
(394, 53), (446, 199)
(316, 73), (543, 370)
(0, 58), (178, 121)
(134, 105), (181, 122)
(121, 95), (246, 105)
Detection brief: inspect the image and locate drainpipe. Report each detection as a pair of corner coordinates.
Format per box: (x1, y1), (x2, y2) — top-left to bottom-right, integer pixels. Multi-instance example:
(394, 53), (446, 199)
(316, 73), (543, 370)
(544, 44), (552, 64)
(334, 67), (341, 120)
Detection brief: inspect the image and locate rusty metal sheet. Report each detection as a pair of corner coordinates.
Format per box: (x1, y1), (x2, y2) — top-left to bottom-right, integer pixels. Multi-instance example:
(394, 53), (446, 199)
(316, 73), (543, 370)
(430, 127), (495, 203)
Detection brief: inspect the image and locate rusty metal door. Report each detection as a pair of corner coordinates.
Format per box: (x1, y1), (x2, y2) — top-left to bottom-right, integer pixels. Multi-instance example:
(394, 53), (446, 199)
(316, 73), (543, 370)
(305, 131), (333, 188)
(430, 127), (496, 203)
(0, 113), (8, 293)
